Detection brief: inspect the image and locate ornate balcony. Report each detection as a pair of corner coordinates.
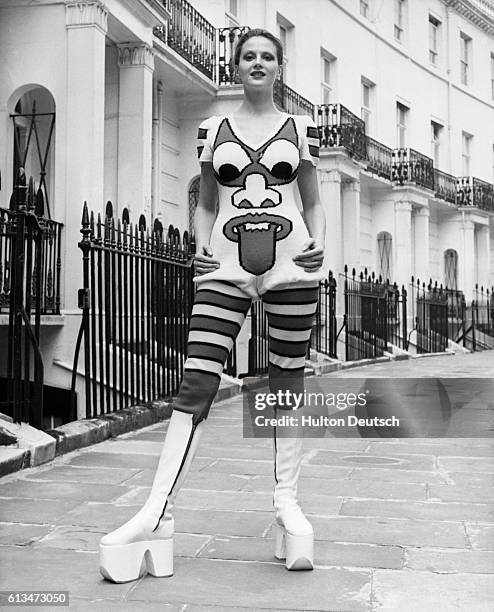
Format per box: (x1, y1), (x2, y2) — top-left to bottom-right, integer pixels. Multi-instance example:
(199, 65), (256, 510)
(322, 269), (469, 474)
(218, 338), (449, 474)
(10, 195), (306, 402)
(391, 148), (434, 191)
(316, 104), (366, 161)
(434, 168), (457, 204)
(457, 176), (494, 212)
(365, 136), (393, 180)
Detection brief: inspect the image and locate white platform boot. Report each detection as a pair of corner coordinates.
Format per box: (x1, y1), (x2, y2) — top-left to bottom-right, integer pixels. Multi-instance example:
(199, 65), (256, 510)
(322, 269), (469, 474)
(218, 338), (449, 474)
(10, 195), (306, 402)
(99, 410), (204, 582)
(272, 427), (314, 571)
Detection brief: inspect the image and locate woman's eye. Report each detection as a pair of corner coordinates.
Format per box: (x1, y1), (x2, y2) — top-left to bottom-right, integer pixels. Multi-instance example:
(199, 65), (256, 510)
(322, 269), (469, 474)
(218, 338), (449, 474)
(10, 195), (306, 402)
(259, 140), (299, 180)
(213, 142), (251, 181)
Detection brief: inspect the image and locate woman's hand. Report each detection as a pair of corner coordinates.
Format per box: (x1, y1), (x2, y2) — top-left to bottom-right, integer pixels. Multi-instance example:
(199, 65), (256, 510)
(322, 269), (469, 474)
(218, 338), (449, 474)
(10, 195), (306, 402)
(193, 245), (221, 276)
(293, 238), (324, 272)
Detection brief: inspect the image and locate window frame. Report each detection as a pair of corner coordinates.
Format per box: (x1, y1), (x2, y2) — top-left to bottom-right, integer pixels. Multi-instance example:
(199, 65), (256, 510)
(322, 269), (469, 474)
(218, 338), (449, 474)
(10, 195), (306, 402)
(460, 31), (471, 86)
(429, 15), (440, 66)
(396, 101), (408, 148)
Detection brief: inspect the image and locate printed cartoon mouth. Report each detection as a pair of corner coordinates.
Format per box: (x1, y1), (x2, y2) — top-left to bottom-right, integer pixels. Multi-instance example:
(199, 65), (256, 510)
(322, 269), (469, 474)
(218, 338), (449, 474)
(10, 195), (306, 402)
(223, 213), (291, 242)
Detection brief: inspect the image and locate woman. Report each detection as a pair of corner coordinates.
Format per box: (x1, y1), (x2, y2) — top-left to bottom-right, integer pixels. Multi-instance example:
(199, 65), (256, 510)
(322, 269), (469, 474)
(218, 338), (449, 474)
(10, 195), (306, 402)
(99, 28), (326, 582)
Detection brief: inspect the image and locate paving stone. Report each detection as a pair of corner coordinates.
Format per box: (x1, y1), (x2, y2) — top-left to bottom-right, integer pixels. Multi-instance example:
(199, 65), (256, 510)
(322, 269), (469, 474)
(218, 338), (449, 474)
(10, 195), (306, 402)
(307, 515), (468, 548)
(67, 599), (181, 612)
(31, 524), (104, 551)
(307, 450), (434, 470)
(340, 499), (494, 522)
(0, 497), (81, 524)
(23, 465), (141, 485)
(201, 458), (274, 476)
(128, 557), (372, 611)
(126, 469), (248, 491)
(301, 464), (354, 479)
(292, 493), (342, 516)
(196, 444), (275, 460)
(449, 471), (494, 487)
(465, 523), (494, 550)
(429, 483), (494, 504)
(0, 479), (126, 503)
(173, 508), (272, 538)
(0, 522), (52, 545)
(66, 451), (212, 471)
(302, 438), (371, 451)
(348, 467), (449, 484)
(367, 441), (494, 457)
(54, 501), (143, 529)
(406, 547), (494, 573)
(173, 489), (274, 512)
(437, 456), (494, 473)
(199, 535), (403, 570)
(0, 546), (131, 600)
(299, 479), (426, 501)
(372, 569), (494, 611)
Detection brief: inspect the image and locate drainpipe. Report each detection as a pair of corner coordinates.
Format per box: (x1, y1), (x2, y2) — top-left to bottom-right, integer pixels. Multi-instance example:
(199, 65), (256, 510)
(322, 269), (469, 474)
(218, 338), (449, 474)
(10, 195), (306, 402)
(445, 4), (452, 173)
(151, 79), (163, 221)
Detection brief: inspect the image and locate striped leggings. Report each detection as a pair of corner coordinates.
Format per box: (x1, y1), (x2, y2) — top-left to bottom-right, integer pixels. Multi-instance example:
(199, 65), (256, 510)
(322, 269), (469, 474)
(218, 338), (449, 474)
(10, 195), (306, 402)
(173, 280), (319, 424)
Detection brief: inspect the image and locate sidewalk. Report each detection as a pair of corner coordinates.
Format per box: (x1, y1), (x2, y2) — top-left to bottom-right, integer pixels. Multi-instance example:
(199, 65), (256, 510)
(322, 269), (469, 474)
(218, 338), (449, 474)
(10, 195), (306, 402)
(1, 351), (494, 611)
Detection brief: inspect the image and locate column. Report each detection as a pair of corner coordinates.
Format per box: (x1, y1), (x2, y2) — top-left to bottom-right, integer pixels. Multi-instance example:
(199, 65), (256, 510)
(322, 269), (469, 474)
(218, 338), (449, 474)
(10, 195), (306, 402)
(117, 43), (154, 218)
(151, 79), (163, 220)
(65, 0), (107, 311)
(342, 179), (361, 274)
(394, 200), (412, 288)
(318, 169), (343, 277)
(476, 225), (490, 294)
(459, 218), (475, 300)
(413, 206), (430, 283)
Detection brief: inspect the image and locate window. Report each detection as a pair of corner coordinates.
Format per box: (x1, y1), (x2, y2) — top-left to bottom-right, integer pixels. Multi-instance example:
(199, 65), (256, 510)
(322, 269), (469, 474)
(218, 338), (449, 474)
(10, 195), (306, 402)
(278, 23), (289, 80)
(462, 132), (472, 176)
(444, 250), (458, 290)
(491, 53), (494, 100)
(361, 79), (373, 133)
(431, 121), (443, 167)
(396, 102), (408, 148)
(225, 0), (239, 26)
(429, 15), (440, 65)
(360, 0), (370, 19)
(394, 0), (406, 42)
(377, 232), (393, 282)
(321, 54), (334, 104)
(460, 32), (471, 85)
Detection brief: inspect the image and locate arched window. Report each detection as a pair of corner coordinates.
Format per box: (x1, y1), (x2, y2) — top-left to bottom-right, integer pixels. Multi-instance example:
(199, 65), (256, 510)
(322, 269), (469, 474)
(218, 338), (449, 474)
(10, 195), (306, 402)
(10, 86), (55, 218)
(444, 249), (458, 290)
(188, 176), (200, 234)
(377, 231), (393, 281)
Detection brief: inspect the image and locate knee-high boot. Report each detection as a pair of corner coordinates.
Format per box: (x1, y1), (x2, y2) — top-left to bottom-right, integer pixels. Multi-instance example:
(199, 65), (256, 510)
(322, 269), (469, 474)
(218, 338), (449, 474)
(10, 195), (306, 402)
(272, 422), (313, 571)
(99, 409), (204, 582)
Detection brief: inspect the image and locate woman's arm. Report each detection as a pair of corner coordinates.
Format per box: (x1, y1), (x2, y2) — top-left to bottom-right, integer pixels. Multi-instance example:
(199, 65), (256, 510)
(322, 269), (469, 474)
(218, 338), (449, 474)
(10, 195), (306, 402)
(193, 162), (221, 275)
(293, 160), (326, 271)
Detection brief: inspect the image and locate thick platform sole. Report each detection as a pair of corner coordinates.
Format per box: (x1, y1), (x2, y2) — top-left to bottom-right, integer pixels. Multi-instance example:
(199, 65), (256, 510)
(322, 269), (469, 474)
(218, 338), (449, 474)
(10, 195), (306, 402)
(274, 522), (314, 571)
(99, 538), (173, 583)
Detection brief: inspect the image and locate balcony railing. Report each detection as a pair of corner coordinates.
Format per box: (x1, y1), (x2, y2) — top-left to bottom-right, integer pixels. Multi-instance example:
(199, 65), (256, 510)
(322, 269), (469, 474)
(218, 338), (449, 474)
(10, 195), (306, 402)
(434, 168), (457, 204)
(154, 0), (216, 80)
(365, 136), (393, 180)
(273, 78), (314, 117)
(391, 148), (434, 191)
(316, 103), (366, 160)
(457, 176), (494, 212)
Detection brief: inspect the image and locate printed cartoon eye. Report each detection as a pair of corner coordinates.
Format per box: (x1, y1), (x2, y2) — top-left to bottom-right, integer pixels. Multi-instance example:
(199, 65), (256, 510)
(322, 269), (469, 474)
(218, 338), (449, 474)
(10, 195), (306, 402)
(259, 140), (299, 180)
(213, 142), (251, 182)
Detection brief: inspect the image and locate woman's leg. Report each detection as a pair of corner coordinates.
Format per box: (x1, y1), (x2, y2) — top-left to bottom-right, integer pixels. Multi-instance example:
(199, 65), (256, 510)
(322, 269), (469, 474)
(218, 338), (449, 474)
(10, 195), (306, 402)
(99, 280), (252, 582)
(262, 284), (319, 570)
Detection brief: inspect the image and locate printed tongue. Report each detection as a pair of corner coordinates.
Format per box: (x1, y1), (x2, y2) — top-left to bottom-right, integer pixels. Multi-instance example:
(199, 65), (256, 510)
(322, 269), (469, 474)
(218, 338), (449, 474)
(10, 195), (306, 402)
(237, 223), (277, 275)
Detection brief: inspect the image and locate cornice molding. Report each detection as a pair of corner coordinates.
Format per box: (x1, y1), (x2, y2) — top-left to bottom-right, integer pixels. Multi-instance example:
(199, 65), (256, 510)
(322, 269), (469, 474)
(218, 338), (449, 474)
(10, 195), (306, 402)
(65, 1), (108, 34)
(117, 43), (155, 71)
(443, 0), (494, 36)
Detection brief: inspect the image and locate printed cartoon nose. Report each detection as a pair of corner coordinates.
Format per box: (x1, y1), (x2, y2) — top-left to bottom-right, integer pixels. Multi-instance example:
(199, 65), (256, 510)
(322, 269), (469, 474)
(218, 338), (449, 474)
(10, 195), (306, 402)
(232, 174), (281, 209)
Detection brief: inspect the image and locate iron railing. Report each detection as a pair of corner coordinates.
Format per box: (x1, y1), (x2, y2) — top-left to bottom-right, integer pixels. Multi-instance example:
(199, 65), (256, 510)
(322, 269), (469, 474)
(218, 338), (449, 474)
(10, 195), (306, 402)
(72, 204), (196, 418)
(310, 272), (337, 358)
(463, 285), (494, 351)
(154, 0), (216, 79)
(409, 278), (449, 353)
(316, 104), (367, 160)
(216, 26), (249, 86)
(392, 148), (434, 191)
(434, 168), (457, 204)
(365, 136), (393, 180)
(457, 176), (494, 212)
(273, 79), (315, 117)
(2, 170), (62, 427)
(248, 300), (269, 376)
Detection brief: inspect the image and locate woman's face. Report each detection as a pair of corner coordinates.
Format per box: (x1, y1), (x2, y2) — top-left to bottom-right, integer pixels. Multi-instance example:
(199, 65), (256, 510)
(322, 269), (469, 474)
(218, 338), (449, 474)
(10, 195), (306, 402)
(236, 36), (280, 90)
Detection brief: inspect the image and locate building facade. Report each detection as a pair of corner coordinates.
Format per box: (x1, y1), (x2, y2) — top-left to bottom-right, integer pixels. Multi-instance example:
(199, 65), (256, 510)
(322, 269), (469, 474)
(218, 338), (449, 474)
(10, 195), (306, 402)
(0, 0), (493, 424)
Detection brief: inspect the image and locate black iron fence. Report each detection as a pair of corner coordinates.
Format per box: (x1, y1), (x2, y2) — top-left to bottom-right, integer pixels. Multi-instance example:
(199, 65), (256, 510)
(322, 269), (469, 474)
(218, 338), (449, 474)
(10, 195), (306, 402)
(409, 279), (449, 353)
(392, 148), (434, 191)
(310, 272), (337, 358)
(1, 170), (63, 427)
(434, 169), (457, 204)
(340, 267), (407, 361)
(365, 136), (393, 180)
(71, 204), (196, 419)
(463, 285), (494, 351)
(457, 176), (494, 212)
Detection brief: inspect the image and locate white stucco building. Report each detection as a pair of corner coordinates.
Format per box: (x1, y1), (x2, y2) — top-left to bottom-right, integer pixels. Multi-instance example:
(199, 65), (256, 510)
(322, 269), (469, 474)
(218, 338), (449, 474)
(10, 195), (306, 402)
(1, 0), (493, 424)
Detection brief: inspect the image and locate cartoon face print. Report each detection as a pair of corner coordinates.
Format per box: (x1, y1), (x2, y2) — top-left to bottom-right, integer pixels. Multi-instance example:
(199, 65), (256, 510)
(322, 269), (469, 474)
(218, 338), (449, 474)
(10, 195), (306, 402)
(212, 117), (300, 275)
